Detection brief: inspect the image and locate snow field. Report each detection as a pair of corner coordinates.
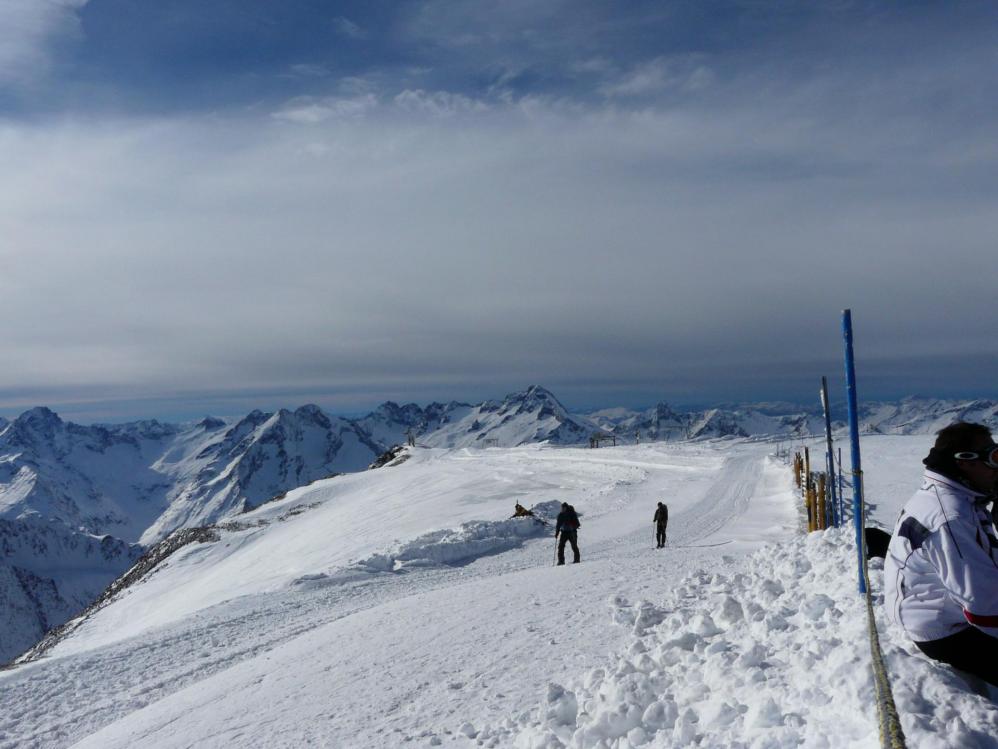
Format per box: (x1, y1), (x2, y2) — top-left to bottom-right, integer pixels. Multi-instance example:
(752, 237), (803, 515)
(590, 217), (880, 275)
(2, 436), (997, 748)
(499, 529), (878, 748)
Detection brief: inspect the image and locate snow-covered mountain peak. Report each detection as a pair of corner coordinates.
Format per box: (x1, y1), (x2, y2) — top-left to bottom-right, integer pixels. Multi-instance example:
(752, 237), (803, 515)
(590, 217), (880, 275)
(243, 409), (270, 426)
(256, 405), (335, 438)
(2, 406), (73, 454)
(196, 417), (227, 431)
(11, 406), (63, 437)
(416, 386), (594, 448)
(17, 406), (62, 425)
(292, 403), (332, 428)
(502, 385), (567, 417)
(370, 401), (426, 427)
(106, 419), (182, 442)
(653, 401), (680, 417)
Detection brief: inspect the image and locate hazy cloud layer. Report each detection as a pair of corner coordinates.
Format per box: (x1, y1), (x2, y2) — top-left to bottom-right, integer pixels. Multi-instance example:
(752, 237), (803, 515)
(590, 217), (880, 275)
(2, 2), (998, 421)
(0, 0), (88, 88)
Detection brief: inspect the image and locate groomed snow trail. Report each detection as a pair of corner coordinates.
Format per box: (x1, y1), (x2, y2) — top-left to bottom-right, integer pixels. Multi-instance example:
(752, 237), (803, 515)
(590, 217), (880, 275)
(1, 441), (798, 748)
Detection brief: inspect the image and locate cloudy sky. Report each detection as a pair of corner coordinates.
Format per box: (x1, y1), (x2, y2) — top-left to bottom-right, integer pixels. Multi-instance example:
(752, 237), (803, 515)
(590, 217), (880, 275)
(2, 1), (997, 422)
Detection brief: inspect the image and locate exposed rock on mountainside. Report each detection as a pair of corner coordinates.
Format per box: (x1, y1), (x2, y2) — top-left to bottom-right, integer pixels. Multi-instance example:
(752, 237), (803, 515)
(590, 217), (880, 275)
(0, 517), (142, 664)
(14, 526), (219, 666)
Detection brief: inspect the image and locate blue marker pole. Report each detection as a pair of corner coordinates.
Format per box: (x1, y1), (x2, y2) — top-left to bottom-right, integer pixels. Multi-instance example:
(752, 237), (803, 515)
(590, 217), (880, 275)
(842, 309), (867, 594)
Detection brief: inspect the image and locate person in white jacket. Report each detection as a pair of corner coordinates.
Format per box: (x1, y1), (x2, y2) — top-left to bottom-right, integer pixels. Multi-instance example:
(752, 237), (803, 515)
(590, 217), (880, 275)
(884, 422), (998, 686)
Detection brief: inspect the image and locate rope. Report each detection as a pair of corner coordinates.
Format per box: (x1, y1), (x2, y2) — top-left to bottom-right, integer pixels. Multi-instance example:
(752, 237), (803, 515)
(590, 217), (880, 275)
(862, 561), (908, 749)
(797, 460), (906, 748)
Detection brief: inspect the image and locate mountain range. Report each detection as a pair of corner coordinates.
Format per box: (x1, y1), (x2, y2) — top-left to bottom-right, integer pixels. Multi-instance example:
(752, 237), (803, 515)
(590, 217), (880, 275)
(2, 386), (998, 663)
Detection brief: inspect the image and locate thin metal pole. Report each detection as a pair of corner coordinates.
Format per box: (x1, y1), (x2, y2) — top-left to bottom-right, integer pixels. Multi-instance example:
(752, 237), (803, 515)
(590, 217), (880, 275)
(820, 376), (838, 527)
(838, 446), (844, 522)
(842, 309), (867, 594)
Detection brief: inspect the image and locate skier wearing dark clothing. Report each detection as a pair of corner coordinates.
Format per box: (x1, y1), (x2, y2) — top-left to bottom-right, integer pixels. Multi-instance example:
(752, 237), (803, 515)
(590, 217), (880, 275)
(555, 502), (581, 565)
(654, 502), (669, 548)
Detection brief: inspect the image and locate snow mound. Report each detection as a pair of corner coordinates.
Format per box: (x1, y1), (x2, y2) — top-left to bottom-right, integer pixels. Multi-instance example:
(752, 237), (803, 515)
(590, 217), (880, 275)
(293, 501), (562, 588)
(473, 527), (998, 748)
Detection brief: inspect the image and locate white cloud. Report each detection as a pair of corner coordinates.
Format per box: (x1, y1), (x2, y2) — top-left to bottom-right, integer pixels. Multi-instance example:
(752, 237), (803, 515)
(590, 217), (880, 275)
(287, 64), (331, 79)
(0, 0), (88, 87)
(271, 94), (379, 123)
(598, 57), (714, 98)
(332, 16), (367, 39)
(3, 51), (998, 415)
(393, 89), (490, 116)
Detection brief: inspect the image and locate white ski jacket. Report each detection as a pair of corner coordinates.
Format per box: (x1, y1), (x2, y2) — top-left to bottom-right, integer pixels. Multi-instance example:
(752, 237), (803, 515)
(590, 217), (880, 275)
(884, 470), (998, 642)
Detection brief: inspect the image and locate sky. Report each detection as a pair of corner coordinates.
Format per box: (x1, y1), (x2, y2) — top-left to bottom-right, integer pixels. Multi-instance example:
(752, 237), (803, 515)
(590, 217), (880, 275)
(2, 1), (998, 423)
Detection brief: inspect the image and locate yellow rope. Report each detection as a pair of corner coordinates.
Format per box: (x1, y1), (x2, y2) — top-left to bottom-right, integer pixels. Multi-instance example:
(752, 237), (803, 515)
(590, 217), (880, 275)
(863, 565), (907, 749)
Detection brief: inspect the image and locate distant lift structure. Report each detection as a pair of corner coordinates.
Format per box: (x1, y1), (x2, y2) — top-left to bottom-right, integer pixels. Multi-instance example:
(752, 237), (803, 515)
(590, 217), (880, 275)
(589, 432), (617, 448)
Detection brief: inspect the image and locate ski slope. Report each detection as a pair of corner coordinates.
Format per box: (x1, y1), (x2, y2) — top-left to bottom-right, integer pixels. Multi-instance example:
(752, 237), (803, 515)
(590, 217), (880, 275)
(1, 437), (996, 747)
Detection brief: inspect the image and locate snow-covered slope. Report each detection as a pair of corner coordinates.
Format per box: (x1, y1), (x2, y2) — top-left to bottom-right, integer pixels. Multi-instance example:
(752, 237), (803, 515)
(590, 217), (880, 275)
(3, 437), (994, 748)
(0, 404), (385, 664)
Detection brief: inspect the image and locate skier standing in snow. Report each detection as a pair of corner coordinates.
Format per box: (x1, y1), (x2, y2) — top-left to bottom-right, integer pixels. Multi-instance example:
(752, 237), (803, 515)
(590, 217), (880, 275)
(884, 422), (998, 686)
(654, 502), (669, 548)
(555, 502), (581, 565)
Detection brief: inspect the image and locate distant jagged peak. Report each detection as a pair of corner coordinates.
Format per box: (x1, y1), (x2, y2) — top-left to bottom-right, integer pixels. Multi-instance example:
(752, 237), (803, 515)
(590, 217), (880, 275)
(653, 402), (684, 421)
(7, 407), (66, 444)
(516, 384), (559, 401)
(106, 419), (183, 440)
(245, 405), (335, 437)
(294, 403), (323, 416)
(292, 404), (332, 428)
(15, 406), (63, 427)
(371, 401), (425, 423)
(501, 385), (569, 416)
(236, 409), (272, 429)
(422, 401), (470, 423)
(197, 416), (227, 430)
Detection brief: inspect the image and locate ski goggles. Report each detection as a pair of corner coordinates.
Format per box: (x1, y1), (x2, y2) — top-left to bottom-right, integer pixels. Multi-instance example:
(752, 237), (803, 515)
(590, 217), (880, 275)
(953, 444), (998, 468)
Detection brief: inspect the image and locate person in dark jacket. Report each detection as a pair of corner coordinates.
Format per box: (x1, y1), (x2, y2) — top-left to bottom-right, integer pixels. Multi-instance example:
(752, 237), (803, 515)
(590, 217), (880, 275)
(555, 502), (581, 565)
(654, 502), (669, 548)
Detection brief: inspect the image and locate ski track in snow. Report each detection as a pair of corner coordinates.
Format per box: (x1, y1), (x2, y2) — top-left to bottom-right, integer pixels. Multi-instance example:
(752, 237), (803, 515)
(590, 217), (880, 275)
(2, 438), (995, 747)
